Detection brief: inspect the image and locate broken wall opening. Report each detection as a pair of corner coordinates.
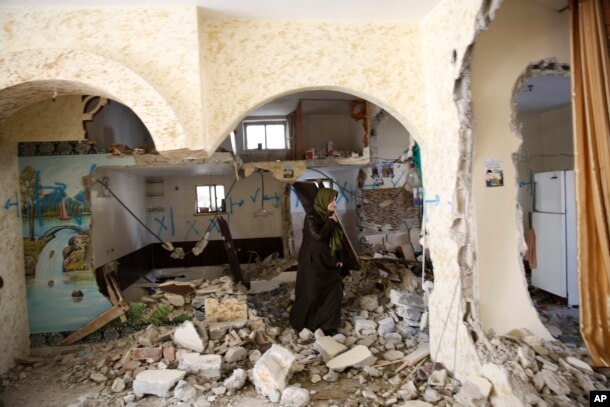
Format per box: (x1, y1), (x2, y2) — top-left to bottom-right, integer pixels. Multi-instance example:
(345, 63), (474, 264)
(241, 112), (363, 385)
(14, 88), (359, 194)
(512, 64), (580, 346)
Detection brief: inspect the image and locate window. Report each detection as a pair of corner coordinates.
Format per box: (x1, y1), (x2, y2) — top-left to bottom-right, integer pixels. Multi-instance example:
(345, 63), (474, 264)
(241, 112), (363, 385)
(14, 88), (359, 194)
(196, 185), (225, 214)
(244, 121), (288, 150)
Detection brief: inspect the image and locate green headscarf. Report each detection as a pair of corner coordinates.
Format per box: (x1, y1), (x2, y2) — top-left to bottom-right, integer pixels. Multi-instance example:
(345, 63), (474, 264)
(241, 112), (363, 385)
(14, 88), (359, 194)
(313, 188), (344, 256)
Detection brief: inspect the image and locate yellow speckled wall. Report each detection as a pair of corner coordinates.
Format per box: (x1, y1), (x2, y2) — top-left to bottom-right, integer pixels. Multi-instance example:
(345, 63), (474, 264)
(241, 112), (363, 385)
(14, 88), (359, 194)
(0, 7), (204, 152)
(199, 17), (428, 149)
(6, 96), (85, 141)
(0, 130), (30, 372)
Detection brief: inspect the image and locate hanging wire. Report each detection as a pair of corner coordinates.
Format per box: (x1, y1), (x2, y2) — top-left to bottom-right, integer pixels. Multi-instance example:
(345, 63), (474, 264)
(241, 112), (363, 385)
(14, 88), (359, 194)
(94, 178), (163, 243)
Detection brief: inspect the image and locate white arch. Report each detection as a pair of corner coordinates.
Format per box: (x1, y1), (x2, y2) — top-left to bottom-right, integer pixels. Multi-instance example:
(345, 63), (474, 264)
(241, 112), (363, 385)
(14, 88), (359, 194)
(0, 48), (188, 153)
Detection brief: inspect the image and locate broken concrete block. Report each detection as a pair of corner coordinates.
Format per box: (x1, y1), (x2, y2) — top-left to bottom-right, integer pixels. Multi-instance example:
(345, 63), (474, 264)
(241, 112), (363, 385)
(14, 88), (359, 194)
(223, 368), (247, 390)
(163, 347), (176, 362)
(138, 325), (161, 347)
(164, 292), (185, 307)
(225, 346), (248, 363)
(204, 298), (248, 322)
(353, 319), (377, 336)
(384, 332), (403, 345)
(535, 369), (570, 396)
(178, 352), (222, 379)
(359, 295), (379, 311)
(377, 317), (396, 336)
(565, 356), (594, 374)
(522, 335), (549, 356)
(455, 375), (492, 406)
(423, 387), (441, 403)
(89, 372), (107, 383)
(280, 386), (310, 407)
(323, 369), (339, 382)
(403, 343), (430, 366)
(382, 350), (404, 361)
(132, 347), (162, 362)
(133, 369), (186, 397)
(173, 321), (204, 353)
(395, 305), (423, 321)
(208, 320), (247, 340)
(314, 336), (348, 361)
(401, 401), (433, 406)
(298, 328), (314, 341)
(428, 369), (448, 387)
(326, 345), (375, 370)
(389, 289), (425, 309)
(517, 345), (537, 370)
(111, 377), (125, 392)
(251, 344), (296, 398)
(398, 380), (419, 401)
(174, 380), (196, 401)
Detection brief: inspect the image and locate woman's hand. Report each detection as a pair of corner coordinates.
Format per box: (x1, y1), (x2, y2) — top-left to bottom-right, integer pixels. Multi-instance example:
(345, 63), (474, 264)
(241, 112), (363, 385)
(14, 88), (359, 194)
(329, 212), (338, 222)
(336, 261), (343, 268)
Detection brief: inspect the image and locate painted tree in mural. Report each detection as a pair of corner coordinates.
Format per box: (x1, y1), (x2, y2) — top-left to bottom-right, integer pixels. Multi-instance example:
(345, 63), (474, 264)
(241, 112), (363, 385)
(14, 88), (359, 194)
(20, 165), (41, 241)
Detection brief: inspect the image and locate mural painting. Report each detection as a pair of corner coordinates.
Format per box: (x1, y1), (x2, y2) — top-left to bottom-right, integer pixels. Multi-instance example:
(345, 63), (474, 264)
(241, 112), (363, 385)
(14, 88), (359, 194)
(19, 152), (134, 334)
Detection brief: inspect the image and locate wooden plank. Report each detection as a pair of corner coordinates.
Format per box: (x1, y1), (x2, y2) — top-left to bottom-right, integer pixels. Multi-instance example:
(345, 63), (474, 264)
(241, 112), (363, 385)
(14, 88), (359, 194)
(104, 273), (127, 323)
(59, 302), (128, 346)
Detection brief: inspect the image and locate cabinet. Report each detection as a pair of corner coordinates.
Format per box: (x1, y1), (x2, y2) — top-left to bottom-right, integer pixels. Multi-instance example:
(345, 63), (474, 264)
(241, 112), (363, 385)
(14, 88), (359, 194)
(146, 178), (165, 213)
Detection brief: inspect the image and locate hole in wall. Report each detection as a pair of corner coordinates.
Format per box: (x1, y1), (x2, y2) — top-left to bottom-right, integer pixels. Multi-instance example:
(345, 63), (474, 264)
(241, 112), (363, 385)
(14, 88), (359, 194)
(513, 65), (580, 347)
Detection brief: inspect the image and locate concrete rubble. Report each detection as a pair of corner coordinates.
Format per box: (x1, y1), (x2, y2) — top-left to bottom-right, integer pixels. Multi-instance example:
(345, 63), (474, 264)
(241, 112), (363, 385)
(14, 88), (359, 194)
(0, 258), (608, 406)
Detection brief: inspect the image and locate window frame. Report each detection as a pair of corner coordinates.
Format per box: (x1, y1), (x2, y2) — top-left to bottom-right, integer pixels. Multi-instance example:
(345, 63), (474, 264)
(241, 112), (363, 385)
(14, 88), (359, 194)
(243, 120), (289, 150)
(195, 184), (226, 215)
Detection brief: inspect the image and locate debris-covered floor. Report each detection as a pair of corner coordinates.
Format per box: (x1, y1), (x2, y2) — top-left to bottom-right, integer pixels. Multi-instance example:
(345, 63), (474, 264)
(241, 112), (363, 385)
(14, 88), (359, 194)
(0, 259), (608, 407)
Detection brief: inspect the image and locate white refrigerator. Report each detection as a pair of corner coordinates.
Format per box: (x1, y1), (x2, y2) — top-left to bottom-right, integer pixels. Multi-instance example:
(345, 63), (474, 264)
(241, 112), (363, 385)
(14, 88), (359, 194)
(532, 170), (579, 306)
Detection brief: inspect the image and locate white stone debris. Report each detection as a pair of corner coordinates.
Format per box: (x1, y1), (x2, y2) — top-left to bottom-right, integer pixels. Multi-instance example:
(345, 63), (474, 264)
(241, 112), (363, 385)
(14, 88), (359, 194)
(223, 368), (247, 390)
(178, 352), (222, 379)
(133, 369), (186, 397)
(280, 386), (310, 407)
(174, 379), (197, 401)
(224, 346), (248, 363)
(173, 321), (205, 353)
(326, 345), (375, 370)
(455, 375), (492, 407)
(251, 344), (296, 399)
(314, 336), (348, 361)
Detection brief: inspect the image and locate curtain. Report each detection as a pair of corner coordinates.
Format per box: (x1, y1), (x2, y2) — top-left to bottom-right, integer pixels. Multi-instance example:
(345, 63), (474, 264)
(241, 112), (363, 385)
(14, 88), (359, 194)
(569, 0), (610, 367)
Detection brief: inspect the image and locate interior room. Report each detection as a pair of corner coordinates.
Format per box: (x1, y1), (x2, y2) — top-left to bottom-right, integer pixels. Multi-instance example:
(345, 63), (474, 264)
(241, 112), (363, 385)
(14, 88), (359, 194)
(0, 0), (609, 406)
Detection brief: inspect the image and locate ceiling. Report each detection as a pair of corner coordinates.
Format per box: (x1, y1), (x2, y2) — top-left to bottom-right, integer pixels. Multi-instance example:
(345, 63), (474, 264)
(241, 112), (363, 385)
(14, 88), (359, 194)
(1, 0), (443, 22)
(516, 75), (572, 112)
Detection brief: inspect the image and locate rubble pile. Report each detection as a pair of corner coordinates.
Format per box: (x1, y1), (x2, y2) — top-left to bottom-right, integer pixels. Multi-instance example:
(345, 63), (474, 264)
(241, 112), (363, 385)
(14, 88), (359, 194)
(0, 259), (607, 406)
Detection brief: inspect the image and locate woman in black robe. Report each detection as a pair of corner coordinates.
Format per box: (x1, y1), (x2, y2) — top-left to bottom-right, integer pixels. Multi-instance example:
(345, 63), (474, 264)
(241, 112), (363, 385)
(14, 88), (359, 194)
(290, 188), (345, 335)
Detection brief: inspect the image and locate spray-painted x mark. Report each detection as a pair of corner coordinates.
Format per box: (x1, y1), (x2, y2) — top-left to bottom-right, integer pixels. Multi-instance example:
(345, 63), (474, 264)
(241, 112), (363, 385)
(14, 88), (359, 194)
(185, 219), (199, 239)
(154, 216), (167, 238)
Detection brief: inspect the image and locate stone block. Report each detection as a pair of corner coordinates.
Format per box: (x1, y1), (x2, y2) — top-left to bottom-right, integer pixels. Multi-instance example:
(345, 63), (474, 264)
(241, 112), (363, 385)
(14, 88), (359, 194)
(389, 289), (425, 309)
(280, 386), (310, 407)
(133, 369), (186, 397)
(178, 352), (222, 379)
(565, 356), (594, 373)
(455, 375), (492, 407)
(204, 298), (248, 322)
(314, 336), (348, 361)
(223, 368), (247, 390)
(163, 347), (176, 362)
(174, 379), (196, 401)
(132, 347), (162, 362)
(382, 350), (404, 361)
(164, 292), (185, 307)
(359, 295), (379, 311)
(137, 325), (161, 347)
(428, 369), (447, 387)
(377, 317), (396, 335)
(173, 321), (204, 353)
(225, 346), (248, 363)
(353, 319), (377, 336)
(326, 345), (375, 370)
(251, 344), (296, 398)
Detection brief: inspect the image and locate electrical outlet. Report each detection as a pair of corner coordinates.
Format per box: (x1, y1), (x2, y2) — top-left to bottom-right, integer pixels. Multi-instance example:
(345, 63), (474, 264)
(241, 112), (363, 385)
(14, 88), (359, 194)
(518, 150), (527, 162)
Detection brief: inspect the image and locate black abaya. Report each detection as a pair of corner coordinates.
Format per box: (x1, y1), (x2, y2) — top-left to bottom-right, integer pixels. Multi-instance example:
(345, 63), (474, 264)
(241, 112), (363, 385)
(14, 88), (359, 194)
(289, 212), (343, 332)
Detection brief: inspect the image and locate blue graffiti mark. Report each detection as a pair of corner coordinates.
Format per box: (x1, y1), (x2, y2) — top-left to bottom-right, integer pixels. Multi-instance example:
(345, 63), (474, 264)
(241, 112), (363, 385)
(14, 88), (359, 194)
(336, 181), (350, 204)
(4, 192), (20, 217)
(291, 187), (300, 208)
(65, 204), (83, 226)
(230, 197), (245, 214)
(154, 216), (167, 238)
(185, 219), (199, 239)
(208, 217), (221, 233)
(89, 164), (97, 174)
(250, 188), (260, 203)
(391, 171), (406, 188)
(170, 207), (175, 237)
(263, 192), (280, 208)
(424, 194), (440, 206)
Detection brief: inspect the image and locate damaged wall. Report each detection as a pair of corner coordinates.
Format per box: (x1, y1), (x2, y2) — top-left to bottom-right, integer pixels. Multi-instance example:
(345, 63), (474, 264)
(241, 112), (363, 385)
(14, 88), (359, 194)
(0, 7), (202, 152)
(472, 0), (569, 339)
